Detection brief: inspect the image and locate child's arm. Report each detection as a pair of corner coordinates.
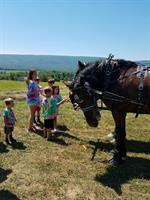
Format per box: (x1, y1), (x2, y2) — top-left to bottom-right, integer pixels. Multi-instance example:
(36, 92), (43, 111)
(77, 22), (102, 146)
(57, 97), (69, 106)
(3, 109), (8, 126)
(3, 116), (8, 127)
(39, 87), (46, 97)
(25, 77), (30, 85)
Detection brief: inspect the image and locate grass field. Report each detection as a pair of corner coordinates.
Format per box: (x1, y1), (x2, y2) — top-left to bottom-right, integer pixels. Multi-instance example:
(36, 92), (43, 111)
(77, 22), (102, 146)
(0, 81), (150, 200)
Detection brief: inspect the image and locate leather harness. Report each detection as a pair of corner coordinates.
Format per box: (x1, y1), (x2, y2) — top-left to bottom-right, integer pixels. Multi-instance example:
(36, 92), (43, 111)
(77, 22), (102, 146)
(102, 55), (149, 117)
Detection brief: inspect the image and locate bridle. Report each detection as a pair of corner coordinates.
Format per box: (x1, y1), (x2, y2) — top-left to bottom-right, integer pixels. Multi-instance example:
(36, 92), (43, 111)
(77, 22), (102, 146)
(71, 84), (98, 113)
(70, 54), (114, 113)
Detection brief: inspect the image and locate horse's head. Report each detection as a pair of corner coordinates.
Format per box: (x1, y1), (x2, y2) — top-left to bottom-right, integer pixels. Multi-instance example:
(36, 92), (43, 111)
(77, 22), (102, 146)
(66, 54), (134, 127)
(65, 60), (104, 127)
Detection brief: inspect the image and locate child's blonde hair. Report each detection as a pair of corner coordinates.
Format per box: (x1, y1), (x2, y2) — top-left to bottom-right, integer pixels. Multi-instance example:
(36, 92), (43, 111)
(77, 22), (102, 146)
(4, 97), (14, 105)
(48, 79), (55, 84)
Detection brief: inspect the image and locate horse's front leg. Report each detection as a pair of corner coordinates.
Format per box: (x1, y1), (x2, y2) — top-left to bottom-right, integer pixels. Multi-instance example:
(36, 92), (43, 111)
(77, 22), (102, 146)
(110, 110), (127, 166)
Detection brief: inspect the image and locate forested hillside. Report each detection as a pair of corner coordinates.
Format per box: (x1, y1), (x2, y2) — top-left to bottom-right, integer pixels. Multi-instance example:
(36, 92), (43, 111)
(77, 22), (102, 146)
(0, 54), (101, 72)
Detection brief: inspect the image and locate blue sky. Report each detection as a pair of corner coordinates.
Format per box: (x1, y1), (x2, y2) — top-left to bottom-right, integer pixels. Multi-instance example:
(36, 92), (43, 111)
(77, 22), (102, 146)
(0, 0), (150, 60)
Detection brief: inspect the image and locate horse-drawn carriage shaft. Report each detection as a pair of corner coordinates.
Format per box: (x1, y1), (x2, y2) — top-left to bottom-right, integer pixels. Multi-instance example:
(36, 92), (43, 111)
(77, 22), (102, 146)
(66, 55), (150, 166)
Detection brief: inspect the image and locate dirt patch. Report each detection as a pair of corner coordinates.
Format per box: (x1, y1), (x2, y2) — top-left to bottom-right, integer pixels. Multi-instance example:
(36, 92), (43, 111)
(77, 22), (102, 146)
(0, 90), (26, 100)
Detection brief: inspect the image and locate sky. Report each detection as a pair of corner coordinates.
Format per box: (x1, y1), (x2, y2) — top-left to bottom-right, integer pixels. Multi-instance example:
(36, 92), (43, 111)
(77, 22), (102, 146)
(0, 0), (150, 60)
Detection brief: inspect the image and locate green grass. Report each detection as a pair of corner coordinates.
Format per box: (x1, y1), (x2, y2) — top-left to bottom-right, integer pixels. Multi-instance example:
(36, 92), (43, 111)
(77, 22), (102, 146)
(0, 80), (150, 200)
(0, 80), (64, 91)
(0, 80), (65, 101)
(0, 80), (26, 91)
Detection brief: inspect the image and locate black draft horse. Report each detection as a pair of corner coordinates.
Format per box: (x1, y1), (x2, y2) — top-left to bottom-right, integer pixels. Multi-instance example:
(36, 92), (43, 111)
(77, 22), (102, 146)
(65, 54), (150, 166)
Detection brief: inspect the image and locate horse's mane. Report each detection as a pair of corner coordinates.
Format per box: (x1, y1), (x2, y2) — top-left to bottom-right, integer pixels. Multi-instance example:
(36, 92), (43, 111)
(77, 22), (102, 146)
(74, 60), (100, 82)
(74, 58), (138, 85)
(115, 59), (138, 69)
(81, 62), (99, 75)
(80, 59), (137, 75)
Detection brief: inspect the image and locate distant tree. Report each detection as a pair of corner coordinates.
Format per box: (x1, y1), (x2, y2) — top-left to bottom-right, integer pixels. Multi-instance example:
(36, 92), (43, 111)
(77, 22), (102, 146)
(0, 69), (74, 81)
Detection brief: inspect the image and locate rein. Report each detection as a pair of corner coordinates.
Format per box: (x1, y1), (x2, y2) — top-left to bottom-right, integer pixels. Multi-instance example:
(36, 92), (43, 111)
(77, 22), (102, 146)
(80, 104), (96, 112)
(72, 81), (146, 113)
(85, 86), (145, 107)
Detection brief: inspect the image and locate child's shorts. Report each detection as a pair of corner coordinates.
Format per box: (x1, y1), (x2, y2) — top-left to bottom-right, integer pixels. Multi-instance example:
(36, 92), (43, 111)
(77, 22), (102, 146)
(44, 119), (54, 129)
(4, 127), (14, 134)
(34, 104), (41, 112)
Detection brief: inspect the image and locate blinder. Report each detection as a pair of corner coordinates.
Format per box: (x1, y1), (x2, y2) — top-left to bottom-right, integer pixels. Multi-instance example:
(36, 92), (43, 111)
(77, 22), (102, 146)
(70, 82), (98, 113)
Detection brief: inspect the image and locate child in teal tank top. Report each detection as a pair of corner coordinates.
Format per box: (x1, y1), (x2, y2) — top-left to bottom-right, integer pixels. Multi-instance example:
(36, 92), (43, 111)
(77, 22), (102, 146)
(3, 98), (17, 145)
(42, 86), (68, 140)
(52, 85), (68, 130)
(42, 87), (57, 140)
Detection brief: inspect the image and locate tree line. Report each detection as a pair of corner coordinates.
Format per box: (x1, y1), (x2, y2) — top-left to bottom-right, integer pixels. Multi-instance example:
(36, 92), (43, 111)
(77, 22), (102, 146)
(0, 70), (74, 82)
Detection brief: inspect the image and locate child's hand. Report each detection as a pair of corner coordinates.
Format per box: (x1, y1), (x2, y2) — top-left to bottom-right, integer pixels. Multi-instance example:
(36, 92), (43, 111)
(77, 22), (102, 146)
(64, 97), (70, 102)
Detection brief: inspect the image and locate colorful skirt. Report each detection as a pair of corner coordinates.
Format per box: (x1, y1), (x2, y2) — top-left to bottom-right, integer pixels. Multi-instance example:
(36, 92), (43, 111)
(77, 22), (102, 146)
(27, 98), (41, 106)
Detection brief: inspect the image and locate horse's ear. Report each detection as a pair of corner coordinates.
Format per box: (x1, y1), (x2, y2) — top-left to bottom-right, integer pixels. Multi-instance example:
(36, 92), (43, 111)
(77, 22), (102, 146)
(78, 61), (86, 70)
(63, 81), (73, 89)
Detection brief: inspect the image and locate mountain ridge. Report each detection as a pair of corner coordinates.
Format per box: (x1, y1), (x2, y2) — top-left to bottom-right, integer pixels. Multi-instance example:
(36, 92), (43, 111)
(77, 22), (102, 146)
(0, 54), (149, 72)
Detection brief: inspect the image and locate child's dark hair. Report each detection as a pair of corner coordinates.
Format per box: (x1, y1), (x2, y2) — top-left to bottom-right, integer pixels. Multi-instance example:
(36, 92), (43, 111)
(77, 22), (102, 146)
(52, 86), (60, 95)
(44, 87), (52, 94)
(27, 69), (37, 81)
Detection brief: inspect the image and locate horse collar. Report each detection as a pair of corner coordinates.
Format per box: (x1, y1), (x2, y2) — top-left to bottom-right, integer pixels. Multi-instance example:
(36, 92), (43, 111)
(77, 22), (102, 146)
(135, 65), (147, 117)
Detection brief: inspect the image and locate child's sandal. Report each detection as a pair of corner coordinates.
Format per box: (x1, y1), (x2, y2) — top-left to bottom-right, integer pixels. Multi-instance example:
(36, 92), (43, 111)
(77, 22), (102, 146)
(28, 127), (36, 133)
(5, 138), (11, 145)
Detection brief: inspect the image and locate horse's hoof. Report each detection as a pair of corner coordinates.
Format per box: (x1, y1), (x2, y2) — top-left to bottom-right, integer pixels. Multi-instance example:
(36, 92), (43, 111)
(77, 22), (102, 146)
(109, 156), (124, 167)
(110, 150), (127, 161)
